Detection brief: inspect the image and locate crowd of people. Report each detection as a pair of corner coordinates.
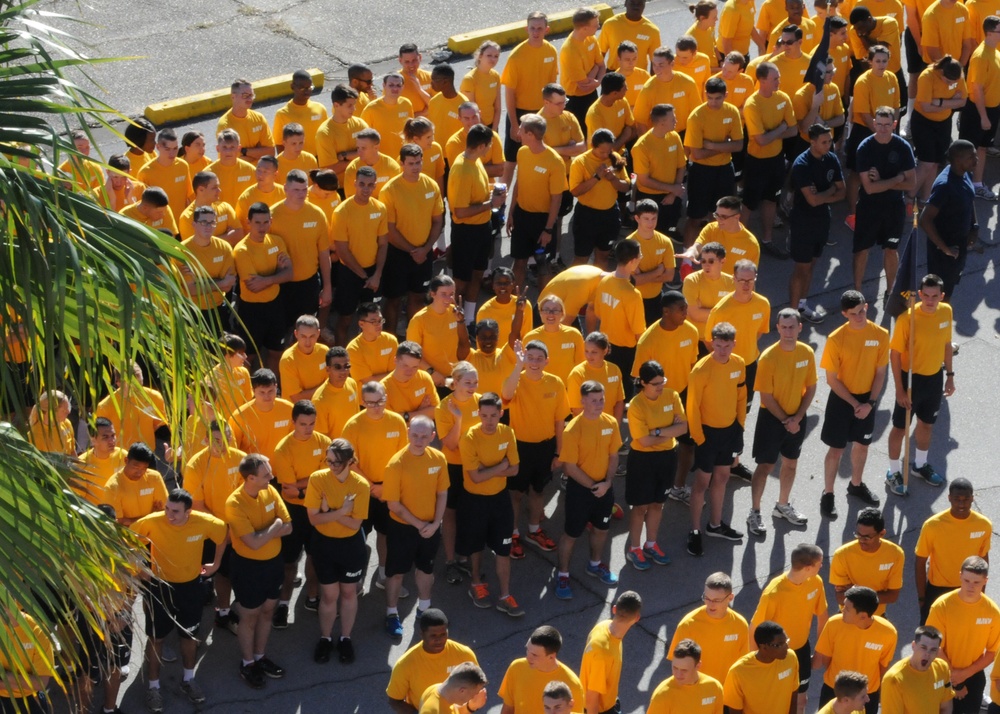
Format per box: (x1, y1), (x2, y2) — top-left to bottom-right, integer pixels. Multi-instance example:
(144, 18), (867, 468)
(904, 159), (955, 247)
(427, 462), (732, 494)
(3, 0), (997, 710)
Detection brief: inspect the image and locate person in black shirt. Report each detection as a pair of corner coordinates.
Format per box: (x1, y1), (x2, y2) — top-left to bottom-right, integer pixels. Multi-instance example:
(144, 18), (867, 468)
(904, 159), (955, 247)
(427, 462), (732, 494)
(920, 140), (979, 299)
(853, 106), (916, 296)
(788, 124), (846, 323)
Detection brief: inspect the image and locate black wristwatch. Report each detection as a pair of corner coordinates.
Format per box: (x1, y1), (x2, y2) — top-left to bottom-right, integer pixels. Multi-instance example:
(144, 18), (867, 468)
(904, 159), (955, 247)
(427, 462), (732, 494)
(653, 428), (662, 437)
(593, 172), (601, 181)
(542, 227), (553, 234)
(427, 366), (435, 375)
(298, 488), (306, 500)
(241, 147), (248, 156)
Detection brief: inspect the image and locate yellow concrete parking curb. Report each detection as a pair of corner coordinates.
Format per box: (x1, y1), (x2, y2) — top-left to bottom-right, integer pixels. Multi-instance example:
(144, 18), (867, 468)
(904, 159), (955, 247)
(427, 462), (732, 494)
(144, 68), (325, 125)
(447, 3), (614, 55)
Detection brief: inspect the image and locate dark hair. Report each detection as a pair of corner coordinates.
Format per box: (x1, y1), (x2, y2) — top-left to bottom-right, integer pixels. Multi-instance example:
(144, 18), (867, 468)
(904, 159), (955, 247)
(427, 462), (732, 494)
(585, 331), (610, 351)
(672, 638), (702, 662)
(920, 273), (944, 290)
(141, 187), (170, 208)
(399, 42), (419, 56)
(617, 40), (639, 56)
(431, 64), (455, 81)
(419, 608), (448, 631)
(223, 333), (247, 354)
(168, 488), (193, 509)
(705, 77), (727, 95)
(639, 360), (665, 384)
(239, 453), (269, 479)
(331, 84), (359, 104)
(126, 442), (156, 465)
(528, 625), (563, 655)
(325, 345), (349, 366)
(251, 368), (278, 388)
(601, 72), (626, 94)
(108, 154), (130, 173)
(348, 63), (372, 80)
(753, 621), (785, 646)
(124, 117), (155, 150)
(356, 302), (381, 320)
(292, 400), (317, 420)
(913, 625), (942, 644)
(934, 55), (963, 81)
(949, 477), (973, 495)
(92, 416), (114, 432)
(192, 171), (217, 192)
(247, 201), (271, 220)
(478, 392), (502, 411)
(614, 238), (641, 263)
(840, 289), (866, 311)
(397, 340), (423, 359)
(466, 124), (494, 150)
(309, 169), (339, 191)
(676, 35), (698, 52)
(856, 507), (885, 532)
(178, 131), (203, 158)
(833, 671), (868, 700)
(399, 143), (423, 161)
(634, 198), (659, 216)
(844, 586), (879, 616)
(660, 290), (686, 310)
(808, 123), (831, 140)
(791, 543), (823, 569)
(580, 380), (605, 397)
(650, 103), (674, 122)
(756, 61), (778, 81)
(701, 241), (726, 259)
(614, 590), (642, 617)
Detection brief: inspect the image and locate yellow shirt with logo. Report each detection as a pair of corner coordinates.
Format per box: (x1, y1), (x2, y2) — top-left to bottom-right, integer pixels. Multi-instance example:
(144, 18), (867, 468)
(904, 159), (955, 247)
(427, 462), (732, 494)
(751, 572), (829, 649)
(344, 153), (401, 200)
(138, 158), (192, 218)
(330, 196), (388, 268)
(132, 510), (227, 583)
(434, 393), (482, 465)
(628, 387), (685, 452)
(347, 332), (398, 385)
(599, 13), (662, 69)
(524, 325), (586, 385)
(594, 274), (646, 347)
(499, 657), (584, 713)
(502, 40), (560, 109)
(407, 306), (461, 376)
(386, 639), (479, 707)
(829, 539), (905, 617)
(228, 398), (294, 461)
(104, 468), (168, 522)
(206, 158), (256, 207)
(381, 371), (441, 415)
(705, 293), (770, 364)
(515, 145), (568, 213)
(382, 446), (449, 523)
(272, 431), (332, 506)
(581, 620), (626, 712)
(676, 53), (714, 98)
(881, 657), (954, 714)
(177, 200), (238, 240)
(312, 379), (360, 440)
(928, 592), (1000, 669)
(718, 0), (757, 55)
(276, 150), (319, 184)
(632, 319), (701, 392)
(648, 673), (724, 714)
(586, 98), (635, 140)
(341, 410), (409, 485)
(272, 99), (328, 155)
(460, 68), (501, 125)
(668, 606), (750, 684)
(303, 467), (370, 538)
(915, 67), (967, 121)
(815, 614), (897, 691)
(560, 412), (622, 482)
(95, 386), (167, 450)
(315, 116), (369, 180)
(634, 73), (702, 130)
(448, 152), (492, 225)
(218, 108), (274, 149)
(539, 265), (605, 318)
(75, 447), (127, 505)
(270, 199), (330, 281)
(915, 508), (993, 586)
(568, 361), (626, 414)
(921, 0), (972, 62)
(820, 320), (890, 395)
(694, 223), (760, 267)
(755, 341), (817, 414)
(477, 297), (533, 346)
(723, 651), (800, 714)
(687, 353), (747, 443)
(631, 231), (676, 300)
(505, 372), (570, 443)
(793, 83), (845, 140)
(968, 41), (1000, 106)
(232, 232), (288, 303)
(686, 102), (745, 166)
(744, 90), (797, 158)
(360, 97), (415, 161)
(225, 483), (291, 560)
(890, 302), (952, 375)
(633, 130), (686, 190)
(853, 73), (902, 127)
(381, 173), (445, 246)
(459, 423), (520, 496)
(120, 202), (178, 235)
(184, 445), (245, 518)
(279, 344), (329, 398)
(569, 150), (629, 210)
(178, 236), (234, 309)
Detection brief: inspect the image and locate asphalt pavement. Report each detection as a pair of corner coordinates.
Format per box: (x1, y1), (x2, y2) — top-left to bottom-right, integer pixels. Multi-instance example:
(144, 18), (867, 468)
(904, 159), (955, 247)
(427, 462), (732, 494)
(36, 0), (1000, 711)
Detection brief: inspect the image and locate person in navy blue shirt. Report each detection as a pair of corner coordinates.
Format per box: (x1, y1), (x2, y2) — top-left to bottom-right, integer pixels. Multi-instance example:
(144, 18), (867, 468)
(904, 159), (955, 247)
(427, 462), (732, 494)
(853, 107), (916, 296)
(788, 124), (846, 323)
(919, 140), (979, 299)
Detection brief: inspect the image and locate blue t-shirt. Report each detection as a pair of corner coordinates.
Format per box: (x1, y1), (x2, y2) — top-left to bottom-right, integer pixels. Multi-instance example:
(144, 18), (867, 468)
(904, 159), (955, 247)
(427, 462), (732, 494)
(927, 166), (976, 246)
(790, 149), (844, 219)
(856, 133), (916, 206)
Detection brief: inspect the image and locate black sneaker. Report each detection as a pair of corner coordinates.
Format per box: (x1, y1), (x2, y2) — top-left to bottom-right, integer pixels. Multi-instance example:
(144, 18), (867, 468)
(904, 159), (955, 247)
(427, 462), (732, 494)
(256, 657), (285, 679)
(687, 530), (704, 557)
(729, 463), (753, 482)
(847, 481), (881, 506)
(820, 491), (838, 519)
(454, 560), (473, 578)
(313, 638), (333, 664)
(272, 603), (289, 630)
(705, 521), (744, 541)
(240, 661), (265, 689)
(215, 610), (239, 635)
(761, 241), (790, 259)
(303, 597), (319, 612)
(337, 637), (355, 664)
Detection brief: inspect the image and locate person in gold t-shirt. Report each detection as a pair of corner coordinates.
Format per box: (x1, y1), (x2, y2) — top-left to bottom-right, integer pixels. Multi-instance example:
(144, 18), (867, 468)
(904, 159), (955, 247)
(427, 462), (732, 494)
(103, 442), (168, 526)
(225, 453), (291, 689)
(346, 302), (398, 385)
(648, 639), (724, 714)
(304, 438), (370, 664)
(568, 129), (631, 267)
(579, 591), (643, 712)
(886, 274), (954, 493)
(880, 626), (954, 714)
(418, 662), (488, 714)
(498, 626), (584, 712)
(398, 43), (437, 116)
(279, 315), (329, 403)
(747, 308), (817, 536)
(75, 417), (126, 505)
(136, 127), (191, 219)
(819, 291), (889, 519)
(593, 239), (646, 397)
(815, 671), (871, 714)
(668, 572), (750, 684)
(381, 416), (449, 638)
(217, 79), (275, 159)
(724, 621), (800, 714)
(556, 381), (623, 598)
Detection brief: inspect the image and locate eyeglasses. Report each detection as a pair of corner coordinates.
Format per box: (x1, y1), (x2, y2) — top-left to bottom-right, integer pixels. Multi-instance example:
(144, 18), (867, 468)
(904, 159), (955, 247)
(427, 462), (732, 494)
(357, 77), (374, 85)
(646, 379), (666, 387)
(239, 92), (254, 100)
(854, 531), (877, 541)
(702, 594), (729, 604)
(713, 211), (739, 220)
(735, 277), (756, 285)
(540, 308), (563, 314)
(361, 317), (386, 325)
(329, 363), (351, 371)
(326, 458), (345, 467)
(195, 219), (218, 226)
(363, 399), (387, 407)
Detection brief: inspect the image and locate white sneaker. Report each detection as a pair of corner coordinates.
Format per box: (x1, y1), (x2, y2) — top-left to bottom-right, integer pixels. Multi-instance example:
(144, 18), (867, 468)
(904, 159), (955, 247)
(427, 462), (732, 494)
(746, 508), (766, 536)
(987, 146), (1000, 158)
(667, 486), (691, 505)
(773, 502), (808, 526)
(798, 304), (825, 324)
(974, 185), (997, 200)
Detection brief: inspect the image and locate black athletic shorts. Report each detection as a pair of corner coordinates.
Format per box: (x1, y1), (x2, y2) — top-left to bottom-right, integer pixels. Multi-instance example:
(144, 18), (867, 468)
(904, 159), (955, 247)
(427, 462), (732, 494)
(202, 539), (233, 578)
(312, 529), (366, 585)
(904, 28), (928, 75)
(958, 101), (1000, 148)
(333, 262), (377, 317)
(845, 124), (873, 172)
(854, 198), (905, 252)
(280, 501), (313, 564)
(142, 577), (203, 640)
(676, 387), (695, 446)
(741, 155), (785, 210)
(625, 448), (676, 505)
(790, 212), (831, 263)
(446, 463), (466, 510)
(504, 108), (534, 162)
(237, 296), (286, 352)
(821, 390), (876, 448)
(511, 205), (550, 260)
(385, 518), (440, 576)
(283, 274), (320, 325)
(795, 641), (812, 692)
(752, 407), (807, 464)
(230, 551), (283, 609)
(891, 369), (944, 428)
(0, 693), (50, 714)
(563, 478), (615, 538)
(451, 221), (493, 281)
(363, 495), (391, 536)
(456, 491), (514, 558)
(911, 111), (952, 164)
(694, 421), (743, 472)
(383, 244), (433, 299)
(635, 190), (683, 234)
(509, 439), (555, 493)
(572, 203), (621, 257)
(685, 162), (737, 220)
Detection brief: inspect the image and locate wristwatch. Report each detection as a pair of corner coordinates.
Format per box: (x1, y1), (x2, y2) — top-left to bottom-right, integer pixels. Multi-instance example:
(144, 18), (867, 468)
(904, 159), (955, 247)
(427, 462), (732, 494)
(542, 227), (553, 234)
(653, 428), (662, 437)
(241, 147), (248, 156)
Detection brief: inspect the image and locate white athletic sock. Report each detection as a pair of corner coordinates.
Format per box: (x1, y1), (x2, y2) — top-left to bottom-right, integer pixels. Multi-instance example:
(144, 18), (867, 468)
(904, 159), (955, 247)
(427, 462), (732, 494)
(798, 299), (807, 309)
(974, 182), (983, 188)
(889, 458), (902, 474)
(278, 600), (289, 607)
(645, 541), (656, 549)
(217, 607), (230, 617)
(527, 524), (540, 533)
(464, 302), (476, 324)
(512, 529), (520, 538)
(253, 654), (264, 661)
(418, 598), (431, 611)
(242, 659), (254, 667)
(378, 566), (386, 580)
(915, 449), (928, 468)
(589, 560), (600, 568)
(183, 668), (195, 682)
(148, 680), (160, 690)
(386, 607), (398, 616)
(558, 571), (570, 579)
(906, 99), (915, 119)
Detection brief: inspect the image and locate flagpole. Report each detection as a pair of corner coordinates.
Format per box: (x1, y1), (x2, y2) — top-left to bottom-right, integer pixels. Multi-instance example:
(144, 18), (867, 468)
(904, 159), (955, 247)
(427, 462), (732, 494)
(901, 200), (919, 493)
